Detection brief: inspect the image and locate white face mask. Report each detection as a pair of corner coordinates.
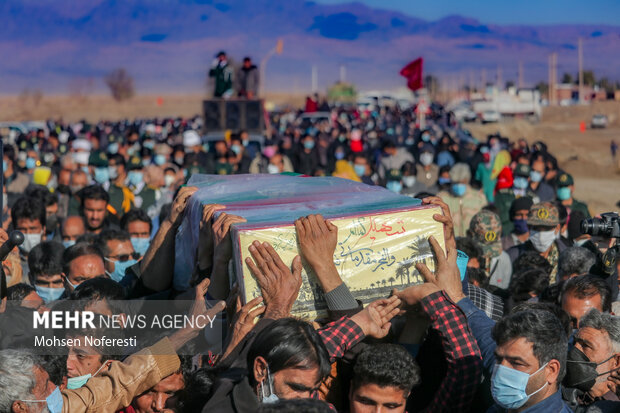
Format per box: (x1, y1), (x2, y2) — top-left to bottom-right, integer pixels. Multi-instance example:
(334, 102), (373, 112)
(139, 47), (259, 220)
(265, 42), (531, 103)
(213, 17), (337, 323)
(267, 164), (280, 175)
(20, 232), (43, 254)
(420, 152), (434, 166)
(164, 174), (175, 188)
(529, 229), (556, 252)
(73, 151), (90, 166)
(402, 176), (416, 188)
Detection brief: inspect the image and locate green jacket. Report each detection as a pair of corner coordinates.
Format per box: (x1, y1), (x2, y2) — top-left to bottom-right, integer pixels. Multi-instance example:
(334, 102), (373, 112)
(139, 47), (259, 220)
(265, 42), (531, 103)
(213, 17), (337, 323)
(209, 63), (234, 97)
(565, 199), (591, 219)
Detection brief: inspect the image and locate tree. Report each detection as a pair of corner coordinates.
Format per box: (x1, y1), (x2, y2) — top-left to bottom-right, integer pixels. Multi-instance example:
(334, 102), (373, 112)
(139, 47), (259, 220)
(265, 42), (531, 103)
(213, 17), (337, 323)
(582, 70), (595, 87)
(535, 81), (549, 97)
(561, 73), (573, 84)
(104, 68), (135, 102)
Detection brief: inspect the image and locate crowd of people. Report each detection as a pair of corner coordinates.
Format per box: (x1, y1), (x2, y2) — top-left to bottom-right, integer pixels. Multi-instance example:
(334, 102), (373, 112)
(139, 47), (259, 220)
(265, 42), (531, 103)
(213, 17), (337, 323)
(0, 100), (618, 413)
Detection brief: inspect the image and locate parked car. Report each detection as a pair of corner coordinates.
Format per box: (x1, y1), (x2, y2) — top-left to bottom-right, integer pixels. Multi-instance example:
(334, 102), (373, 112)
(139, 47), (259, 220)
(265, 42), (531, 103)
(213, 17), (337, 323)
(591, 114), (608, 129)
(480, 110), (501, 124)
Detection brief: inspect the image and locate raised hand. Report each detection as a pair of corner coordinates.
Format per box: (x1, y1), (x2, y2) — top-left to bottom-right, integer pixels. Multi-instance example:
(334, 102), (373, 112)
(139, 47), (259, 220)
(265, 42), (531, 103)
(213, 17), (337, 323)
(196, 204), (226, 272)
(245, 241), (302, 320)
(222, 296), (265, 360)
(167, 186), (198, 226)
(212, 212), (247, 267)
(422, 196), (456, 251)
(351, 295), (402, 339)
(295, 214), (342, 292)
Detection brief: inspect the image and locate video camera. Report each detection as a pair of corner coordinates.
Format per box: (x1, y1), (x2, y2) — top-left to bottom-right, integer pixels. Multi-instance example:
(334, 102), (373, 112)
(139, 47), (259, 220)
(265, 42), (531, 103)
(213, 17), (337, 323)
(581, 212), (620, 239)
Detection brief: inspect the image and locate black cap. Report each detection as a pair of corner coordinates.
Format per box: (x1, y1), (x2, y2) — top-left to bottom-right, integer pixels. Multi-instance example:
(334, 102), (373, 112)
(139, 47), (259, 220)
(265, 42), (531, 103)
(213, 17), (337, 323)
(510, 196), (534, 218)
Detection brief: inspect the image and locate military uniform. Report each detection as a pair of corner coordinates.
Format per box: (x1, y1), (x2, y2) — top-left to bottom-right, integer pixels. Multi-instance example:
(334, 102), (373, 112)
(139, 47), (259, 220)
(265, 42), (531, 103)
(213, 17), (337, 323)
(468, 210), (513, 289)
(127, 156), (158, 217)
(507, 202), (569, 284)
(556, 173), (591, 218)
(437, 186), (488, 237)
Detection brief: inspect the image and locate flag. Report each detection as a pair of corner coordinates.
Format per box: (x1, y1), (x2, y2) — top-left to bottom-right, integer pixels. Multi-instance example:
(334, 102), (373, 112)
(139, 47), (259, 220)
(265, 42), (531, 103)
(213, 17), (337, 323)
(400, 57), (423, 91)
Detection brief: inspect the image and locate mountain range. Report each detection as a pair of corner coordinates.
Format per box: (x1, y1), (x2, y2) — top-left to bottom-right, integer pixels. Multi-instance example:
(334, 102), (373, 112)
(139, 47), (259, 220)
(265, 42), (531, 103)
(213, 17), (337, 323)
(1, 0), (619, 94)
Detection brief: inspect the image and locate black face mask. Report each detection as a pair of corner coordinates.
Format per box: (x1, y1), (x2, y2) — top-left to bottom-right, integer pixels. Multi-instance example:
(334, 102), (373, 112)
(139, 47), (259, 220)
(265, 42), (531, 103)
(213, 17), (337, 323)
(564, 346), (616, 392)
(46, 214), (58, 235)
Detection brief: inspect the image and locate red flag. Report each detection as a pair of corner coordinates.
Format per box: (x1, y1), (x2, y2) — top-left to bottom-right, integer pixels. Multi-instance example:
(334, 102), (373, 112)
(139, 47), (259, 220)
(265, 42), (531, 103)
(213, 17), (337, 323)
(400, 57), (423, 91)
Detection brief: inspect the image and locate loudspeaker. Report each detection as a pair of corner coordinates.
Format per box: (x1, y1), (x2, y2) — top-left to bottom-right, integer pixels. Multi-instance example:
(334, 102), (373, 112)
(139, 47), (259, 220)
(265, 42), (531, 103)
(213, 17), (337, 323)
(203, 99), (264, 134)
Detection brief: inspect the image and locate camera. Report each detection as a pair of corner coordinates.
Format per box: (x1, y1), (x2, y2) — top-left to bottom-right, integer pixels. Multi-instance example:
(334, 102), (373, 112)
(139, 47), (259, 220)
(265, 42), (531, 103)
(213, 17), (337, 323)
(581, 212), (620, 238)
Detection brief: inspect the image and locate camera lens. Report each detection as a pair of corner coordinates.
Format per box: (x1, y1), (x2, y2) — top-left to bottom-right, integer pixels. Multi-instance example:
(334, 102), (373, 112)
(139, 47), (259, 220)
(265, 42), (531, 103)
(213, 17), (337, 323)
(581, 218), (603, 236)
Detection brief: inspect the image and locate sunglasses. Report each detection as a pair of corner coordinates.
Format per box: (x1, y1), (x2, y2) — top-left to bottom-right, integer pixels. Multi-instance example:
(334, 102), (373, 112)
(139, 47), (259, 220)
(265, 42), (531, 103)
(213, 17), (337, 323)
(107, 252), (140, 262)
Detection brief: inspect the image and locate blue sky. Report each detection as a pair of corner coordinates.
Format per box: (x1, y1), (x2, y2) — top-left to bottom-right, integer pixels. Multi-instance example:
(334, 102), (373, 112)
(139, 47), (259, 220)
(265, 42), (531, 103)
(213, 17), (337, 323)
(316, 0), (620, 25)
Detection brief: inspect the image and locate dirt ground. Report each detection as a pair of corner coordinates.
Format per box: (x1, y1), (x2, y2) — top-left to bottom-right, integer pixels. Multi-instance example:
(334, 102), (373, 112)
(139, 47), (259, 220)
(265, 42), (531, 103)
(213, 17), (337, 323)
(1, 95), (618, 215)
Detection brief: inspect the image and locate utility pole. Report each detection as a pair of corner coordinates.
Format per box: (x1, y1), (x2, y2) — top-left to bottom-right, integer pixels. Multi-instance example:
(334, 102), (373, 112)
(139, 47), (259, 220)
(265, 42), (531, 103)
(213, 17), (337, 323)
(497, 65), (503, 90)
(518, 61), (524, 89)
(259, 39), (283, 97)
(311, 65), (318, 93)
(548, 53), (558, 105)
(578, 37), (584, 104)
(481, 69), (487, 94)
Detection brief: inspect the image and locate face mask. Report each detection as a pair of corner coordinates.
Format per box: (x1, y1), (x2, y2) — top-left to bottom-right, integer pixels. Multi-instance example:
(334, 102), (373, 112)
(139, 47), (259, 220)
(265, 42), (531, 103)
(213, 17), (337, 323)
(386, 181), (403, 193)
(231, 144), (242, 155)
(529, 170), (542, 183)
(21, 386), (63, 413)
(81, 166), (90, 175)
(267, 164), (280, 175)
(452, 183), (467, 197)
(260, 366), (279, 404)
(513, 219), (529, 235)
(164, 174), (175, 187)
(105, 258), (138, 283)
(421, 134), (431, 142)
(35, 285), (65, 304)
(73, 151), (90, 165)
(529, 229), (556, 252)
(128, 171), (143, 186)
(143, 141), (155, 150)
(46, 215), (58, 233)
(108, 166), (119, 180)
(2, 160), (7, 172)
(62, 240), (76, 249)
(26, 157), (36, 170)
(335, 151), (345, 160)
(405, 138), (414, 146)
(420, 152), (434, 166)
(66, 361), (109, 390)
(263, 147), (277, 158)
(438, 177), (450, 185)
(354, 164), (366, 177)
(154, 154), (166, 166)
(94, 167), (109, 184)
(108, 142), (119, 155)
(174, 156), (185, 166)
(142, 158), (151, 167)
(513, 177), (528, 189)
(131, 237), (150, 257)
(21, 233), (42, 254)
(564, 346), (618, 392)
(402, 176), (416, 188)
(557, 187), (571, 201)
(303, 140), (315, 150)
(242, 139), (250, 147)
(491, 362), (548, 409)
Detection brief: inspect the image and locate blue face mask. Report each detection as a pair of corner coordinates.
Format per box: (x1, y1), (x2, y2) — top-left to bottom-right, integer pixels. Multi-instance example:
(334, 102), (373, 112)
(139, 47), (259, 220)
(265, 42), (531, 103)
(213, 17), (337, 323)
(513, 177), (528, 190)
(108, 142), (119, 155)
(26, 157), (36, 169)
(303, 140), (315, 150)
(451, 183), (467, 197)
(335, 152), (345, 160)
(513, 219), (529, 235)
(2, 160), (7, 172)
(260, 366), (279, 404)
(94, 167), (110, 184)
(421, 134), (431, 142)
(557, 187), (571, 201)
(154, 154), (166, 166)
(62, 240), (76, 249)
(66, 361), (109, 389)
(231, 144), (242, 155)
(529, 170), (542, 183)
(386, 181), (403, 193)
(491, 362), (548, 409)
(128, 171), (143, 186)
(143, 141), (155, 150)
(354, 164), (366, 177)
(456, 250), (469, 281)
(22, 386), (63, 413)
(35, 285), (65, 304)
(131, 237), (150, 257)
(105, 258), (138, 282)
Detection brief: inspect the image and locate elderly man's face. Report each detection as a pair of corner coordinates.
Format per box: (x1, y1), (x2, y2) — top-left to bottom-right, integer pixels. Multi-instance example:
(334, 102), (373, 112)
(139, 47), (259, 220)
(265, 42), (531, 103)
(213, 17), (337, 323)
(574, 326), (620, 398)
(66, 337), (104, 378)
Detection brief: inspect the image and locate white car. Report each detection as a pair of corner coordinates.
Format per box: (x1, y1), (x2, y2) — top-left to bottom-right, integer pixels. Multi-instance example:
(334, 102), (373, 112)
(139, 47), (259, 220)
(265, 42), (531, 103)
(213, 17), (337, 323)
(591, 114), (608, 129)
(481, 110), (501, 124)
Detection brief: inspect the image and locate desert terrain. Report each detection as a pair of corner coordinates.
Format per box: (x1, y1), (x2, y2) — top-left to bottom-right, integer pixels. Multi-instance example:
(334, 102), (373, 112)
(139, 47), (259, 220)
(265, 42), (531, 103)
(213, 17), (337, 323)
(1, 94), (619, 215)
